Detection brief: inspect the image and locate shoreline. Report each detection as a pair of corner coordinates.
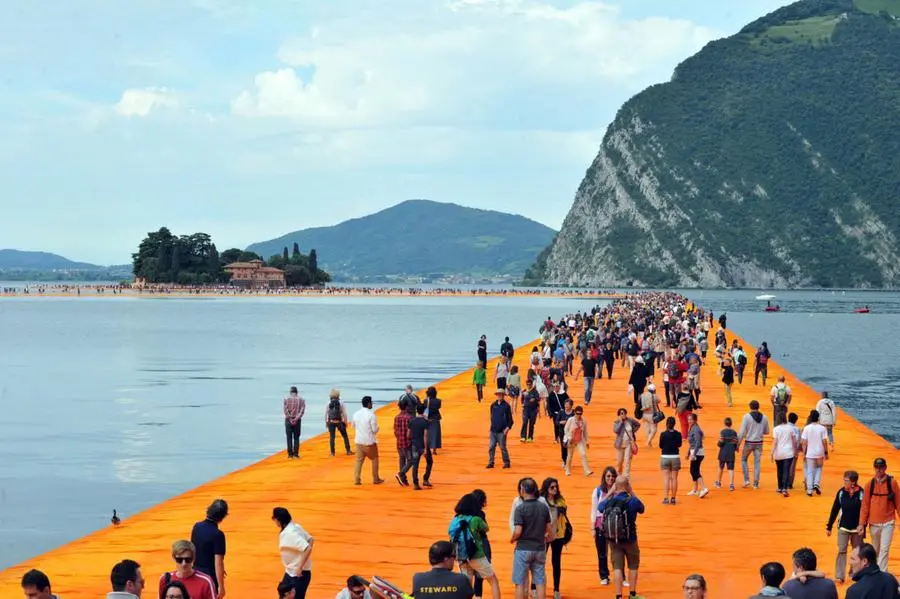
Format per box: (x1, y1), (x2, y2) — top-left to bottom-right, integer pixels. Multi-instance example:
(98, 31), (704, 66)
(0, 301), (896, 597)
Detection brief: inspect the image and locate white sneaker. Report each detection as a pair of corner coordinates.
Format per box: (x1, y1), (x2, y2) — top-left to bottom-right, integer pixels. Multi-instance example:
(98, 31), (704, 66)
(600, 578), (609, 586)
(687, 489), (697, 496)
(623, 580), (630, 587)
(699, 488), (709, 499)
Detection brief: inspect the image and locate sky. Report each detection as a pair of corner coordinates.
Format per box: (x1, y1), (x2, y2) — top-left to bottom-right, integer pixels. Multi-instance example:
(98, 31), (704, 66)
(0, 0), (792, 265)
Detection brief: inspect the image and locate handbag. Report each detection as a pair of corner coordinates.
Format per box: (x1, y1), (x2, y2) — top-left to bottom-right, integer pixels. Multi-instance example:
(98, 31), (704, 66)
(652, 409), (666, 424)
(631, 442), (639, 456)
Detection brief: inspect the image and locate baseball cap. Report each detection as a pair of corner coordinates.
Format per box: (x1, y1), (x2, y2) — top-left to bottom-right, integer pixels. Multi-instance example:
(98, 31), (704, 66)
(874, 458), (888, 468)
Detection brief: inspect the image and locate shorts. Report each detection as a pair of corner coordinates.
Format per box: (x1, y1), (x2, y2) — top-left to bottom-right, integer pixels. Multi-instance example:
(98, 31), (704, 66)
(719, 460), (735, 471)
(507, 386), (521, 398)
(512, 549), (546, 585)
(496, 377), (507, 390)
(660, 457), (681, 471)
(609, 541), (640, 571)
(460, 556), (494, 579)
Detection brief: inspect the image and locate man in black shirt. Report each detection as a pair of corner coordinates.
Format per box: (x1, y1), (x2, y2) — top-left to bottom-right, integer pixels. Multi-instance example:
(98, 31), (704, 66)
(398, 403), (433, 490)
(500, 337), (515, 362)
(191, 499), (228, 598)
(578, 351), (597, 405)
(487, 390), (513, 469)
(412, 541), (474, 599)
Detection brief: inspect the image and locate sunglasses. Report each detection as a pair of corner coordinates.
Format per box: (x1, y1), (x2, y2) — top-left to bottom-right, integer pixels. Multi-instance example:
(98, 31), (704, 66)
(174, 556), (193, 564)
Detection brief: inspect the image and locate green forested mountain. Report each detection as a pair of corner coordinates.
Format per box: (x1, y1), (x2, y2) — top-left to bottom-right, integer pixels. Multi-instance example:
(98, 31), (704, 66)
(248, 200), (556, 282)
(528, 0), (900, 288)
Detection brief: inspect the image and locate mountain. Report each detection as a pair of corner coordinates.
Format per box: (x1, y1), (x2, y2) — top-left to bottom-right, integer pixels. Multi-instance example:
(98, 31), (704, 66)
(526, 0), (900, 289)
(0, 249), (99, 270)
(247, 200), (556, 282)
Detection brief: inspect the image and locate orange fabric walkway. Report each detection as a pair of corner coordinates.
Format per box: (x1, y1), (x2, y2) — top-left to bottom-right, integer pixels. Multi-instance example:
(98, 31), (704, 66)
(1, 327), (897, 598)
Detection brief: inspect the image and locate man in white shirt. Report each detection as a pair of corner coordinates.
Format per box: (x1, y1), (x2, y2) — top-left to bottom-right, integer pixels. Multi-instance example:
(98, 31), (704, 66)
(801, 410), (829, 497)
(352, 395), (385, 486)
(273, 507), (313, 599)
(334, 576), (372, 599)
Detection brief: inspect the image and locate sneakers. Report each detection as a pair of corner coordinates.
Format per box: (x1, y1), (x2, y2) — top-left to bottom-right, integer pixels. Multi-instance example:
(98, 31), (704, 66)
(670, 497), (676, 505)
(395, 474), (409, 487)
(753, 482), (760, 489)
(502, 463), (511, 469)
(729, 484), (735, 491)
(554, 592), (561, 599)
(600, 578), (609, 586)
(699, 488), (709, 499)
(486, 464), (495, 469)
(742, 481), (751, 489)
(687, 489), (697, 496)
(662, 498), (670, 505)
(714, 481), (721, 489)
(814, 484), (822, 496)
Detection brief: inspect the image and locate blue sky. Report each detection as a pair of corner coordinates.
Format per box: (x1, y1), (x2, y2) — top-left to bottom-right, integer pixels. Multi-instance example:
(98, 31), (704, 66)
(0, 0), (791, 264)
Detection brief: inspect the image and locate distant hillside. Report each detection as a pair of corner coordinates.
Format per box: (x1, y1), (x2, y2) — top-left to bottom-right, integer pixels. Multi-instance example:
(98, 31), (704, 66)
(247, 200), (556, 282)
(0, 249), (98, 270)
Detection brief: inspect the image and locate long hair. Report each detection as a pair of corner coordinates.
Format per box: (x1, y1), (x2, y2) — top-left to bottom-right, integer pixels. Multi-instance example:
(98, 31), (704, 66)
(600, 466), (619, 493)
(539, 477), (563, 502)
(454, 493), (482, 517)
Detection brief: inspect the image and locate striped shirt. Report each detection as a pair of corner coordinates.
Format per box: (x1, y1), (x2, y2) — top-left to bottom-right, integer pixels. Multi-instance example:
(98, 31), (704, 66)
(284, 394), (306, 422)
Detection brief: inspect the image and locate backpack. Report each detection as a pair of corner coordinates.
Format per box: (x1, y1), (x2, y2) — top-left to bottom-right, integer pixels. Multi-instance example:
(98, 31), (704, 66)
(774, 385), (788, 405)
(601, 496), (631, 543)
(327, 399), (342, 422)
(560, 508), (573, 545)
(737, 354), (748, 366)
(869, 476), (895, 506)
(448, 516), (479, 563)
(666, 361), (679, 379)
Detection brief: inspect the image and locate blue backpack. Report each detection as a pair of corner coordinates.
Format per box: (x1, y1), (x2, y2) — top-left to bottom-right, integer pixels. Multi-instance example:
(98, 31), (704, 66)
(448, 516), (479, 563)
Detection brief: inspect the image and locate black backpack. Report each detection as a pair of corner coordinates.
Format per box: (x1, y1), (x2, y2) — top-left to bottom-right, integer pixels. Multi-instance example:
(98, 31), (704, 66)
(601, 497), (631, 543)
(869, 476), (895, 505)
(327, 399), (342, 422)
(560, 506), (573, 545)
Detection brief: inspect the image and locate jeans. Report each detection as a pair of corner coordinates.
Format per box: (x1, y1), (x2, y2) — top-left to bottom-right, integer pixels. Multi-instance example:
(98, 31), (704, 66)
(328, 422), (351, 455)
(398, 447), (412, 471)
(804, 457), (823, 493)
(870, 521), (895, 572)
(755, 364), (768, 385)
(488, 431), (510, 466)
(836, 529), (862, 581)
(773, 403), (787, 426)
(584, 376), (594, 404)
(775, 458), (792, 490)
(399, 446), (432, 485)
(595, 528), (610, 580)
(825, 424), (834, 445)
(548, 538), (564, 592)
(281, 571), (311, 599)
(285, 419), (301, 457)
(512, 549), (546, 586)
(741, 444), (762, 484)
(521, 411), (537, 440)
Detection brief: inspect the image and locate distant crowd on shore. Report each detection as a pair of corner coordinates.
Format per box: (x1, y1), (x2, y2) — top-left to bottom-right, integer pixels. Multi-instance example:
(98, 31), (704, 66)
(16, 291), (900, 599)
(0, 283), (619, 298)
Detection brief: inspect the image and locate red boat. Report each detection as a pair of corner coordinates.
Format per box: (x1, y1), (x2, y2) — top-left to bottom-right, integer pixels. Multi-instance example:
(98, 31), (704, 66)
(854, 307), (871, 313)
(764, 305), (781, 312)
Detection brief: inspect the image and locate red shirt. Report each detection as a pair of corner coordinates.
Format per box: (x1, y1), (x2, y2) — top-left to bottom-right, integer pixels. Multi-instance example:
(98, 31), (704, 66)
(394, 412), (412, 450)
(159, 570), (216, 599)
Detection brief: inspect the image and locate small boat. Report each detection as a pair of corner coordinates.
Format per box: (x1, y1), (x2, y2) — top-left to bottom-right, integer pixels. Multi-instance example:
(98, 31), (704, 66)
(854, 306), (871, 314)
(756, 294), (776, 300)
(764, 305), (781, 312)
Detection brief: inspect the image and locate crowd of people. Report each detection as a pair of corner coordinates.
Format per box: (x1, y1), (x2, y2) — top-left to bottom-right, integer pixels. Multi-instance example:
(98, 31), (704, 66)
(16, 291), (900, 599)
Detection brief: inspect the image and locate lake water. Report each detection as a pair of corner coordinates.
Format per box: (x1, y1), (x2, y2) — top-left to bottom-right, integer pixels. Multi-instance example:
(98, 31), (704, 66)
(0, 289), (898, 569)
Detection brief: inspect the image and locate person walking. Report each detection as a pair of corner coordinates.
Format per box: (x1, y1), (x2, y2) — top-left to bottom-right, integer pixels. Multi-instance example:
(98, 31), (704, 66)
(660, 416), (683, 505)
(424, 386), (443, 454)
(846, 543), (900, 599)
(858, 457), (900, 572)
(486, 390), (513, 470)
(801, 409), (829, 497)
(449, 494), (501, 599)
(738, 400), (770, 489)
(827, 470), (864, 584)
(597, 475), (645, 599)
(576, 349), (598, 406)
(563, 405), (593, 477)
(639, 384), (661, 447)
(816, 391), (837, 451)
(393, 398), (414, 472)
(191, 499), (228, 599)
(325, 389), (352, 457)
(591, 467), (619, 586)
(477, 335), (488, 370)
(754, 342), (771, 386)
(473, 362), (487, 403)
(720, 358), (735, 408)
(771, 416), (798, 498)
(520, 378), (540, 443)
(352, 396), (384, 486)
(686, 413), (709, 499)
(495, 357), (509, 393)
(540, 478), (569, 599)
(510, 478), (552, 599)
(771, 376), (792, 427)
(283, 386), (306, 459)
(396, 403), (433, 489)
(613, 408), (641, 479)
(555, 399), (575, 469)
(272, 508), (313, 599)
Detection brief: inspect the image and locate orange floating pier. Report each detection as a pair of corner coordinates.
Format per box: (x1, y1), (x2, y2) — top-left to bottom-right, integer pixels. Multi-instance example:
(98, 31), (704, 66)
(1, 325), (897, 598)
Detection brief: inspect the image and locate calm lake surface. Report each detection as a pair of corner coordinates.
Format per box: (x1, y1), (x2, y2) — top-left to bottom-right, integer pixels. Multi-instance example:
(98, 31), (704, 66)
(0, 289), (898, 569)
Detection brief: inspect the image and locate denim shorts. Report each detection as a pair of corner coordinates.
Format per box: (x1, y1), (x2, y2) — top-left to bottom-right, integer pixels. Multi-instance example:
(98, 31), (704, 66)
(512, 549), (546, 585)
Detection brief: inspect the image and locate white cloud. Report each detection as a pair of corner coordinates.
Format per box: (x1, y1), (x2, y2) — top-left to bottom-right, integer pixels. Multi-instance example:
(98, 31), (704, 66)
(114, 88), (180, 118)
(231, 0), (721, 129)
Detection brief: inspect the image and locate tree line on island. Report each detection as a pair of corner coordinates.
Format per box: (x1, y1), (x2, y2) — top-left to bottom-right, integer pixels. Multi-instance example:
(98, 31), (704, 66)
(132, 227), (330, 286)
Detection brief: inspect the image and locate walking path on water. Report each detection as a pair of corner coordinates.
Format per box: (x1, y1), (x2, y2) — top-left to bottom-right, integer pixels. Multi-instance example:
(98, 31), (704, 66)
(0, 316), (896, 598)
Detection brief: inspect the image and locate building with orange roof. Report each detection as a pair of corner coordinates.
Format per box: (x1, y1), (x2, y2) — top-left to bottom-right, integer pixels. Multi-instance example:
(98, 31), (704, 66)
(224, 259), (285, 288)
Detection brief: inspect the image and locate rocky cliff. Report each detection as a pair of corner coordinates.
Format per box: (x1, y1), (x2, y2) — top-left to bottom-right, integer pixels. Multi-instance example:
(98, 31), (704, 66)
(526, 0), (900, 288)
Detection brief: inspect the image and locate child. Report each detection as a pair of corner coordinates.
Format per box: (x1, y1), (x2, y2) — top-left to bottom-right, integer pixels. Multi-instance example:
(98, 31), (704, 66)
(473, 361), (486, 402)
(716, 417), (738, 491)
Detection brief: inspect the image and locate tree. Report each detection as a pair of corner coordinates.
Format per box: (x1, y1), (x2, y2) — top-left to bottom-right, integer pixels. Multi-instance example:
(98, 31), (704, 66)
(285, 264), (311, 286)
(207, 244), (220, 279)
(292, 242), (301, 259)
(219, 248), (243, 266)
(170, 240), (182, 282)
(309, 249), (318, 274)
(282, 246), (289, 262)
